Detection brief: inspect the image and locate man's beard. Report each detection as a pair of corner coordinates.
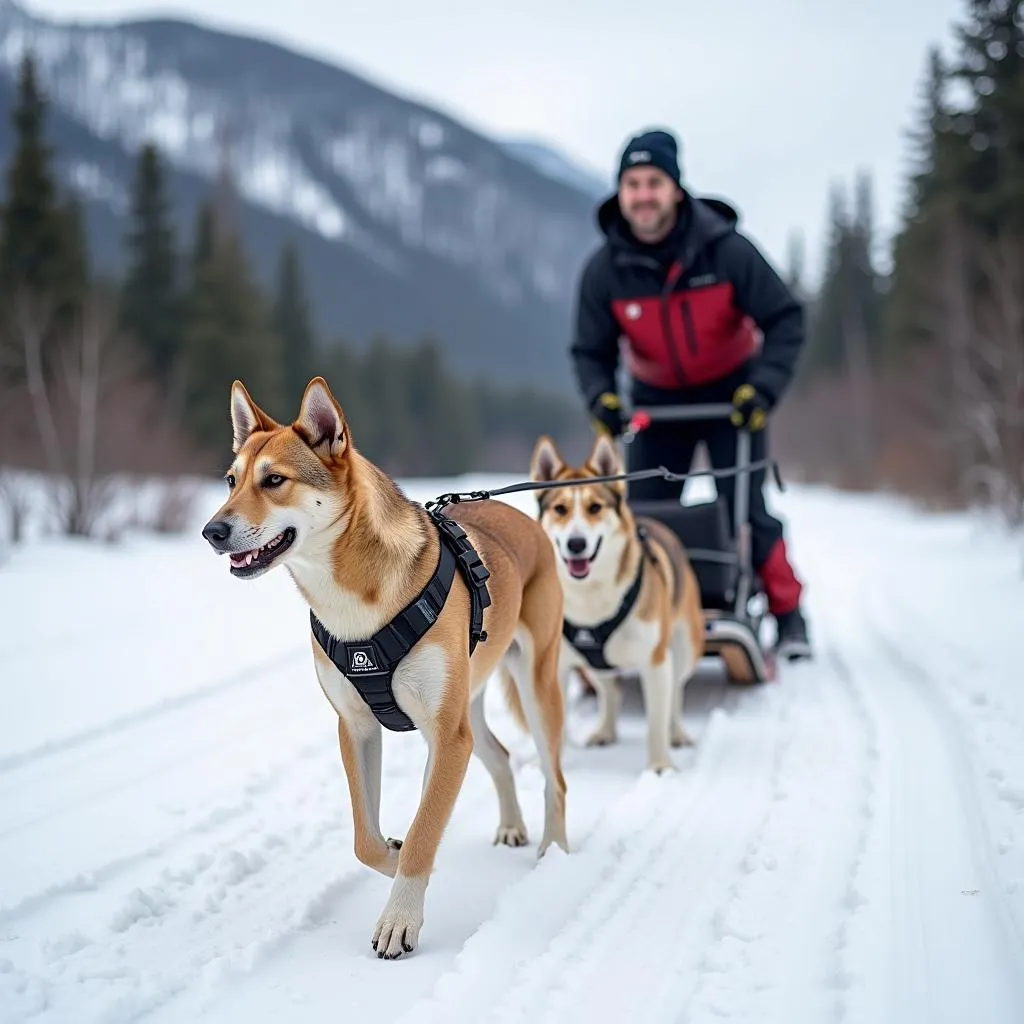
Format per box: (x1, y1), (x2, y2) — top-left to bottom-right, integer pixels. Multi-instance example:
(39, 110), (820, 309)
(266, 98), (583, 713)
(628, 205), (675, 240)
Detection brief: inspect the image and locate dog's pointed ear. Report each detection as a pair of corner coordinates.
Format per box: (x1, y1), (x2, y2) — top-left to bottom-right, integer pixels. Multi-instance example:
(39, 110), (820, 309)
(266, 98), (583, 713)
(294, 376), (348, 460)
(231, 380), (280, 454)
(586, 432), (625, 490)
(530, 435), (564, 483)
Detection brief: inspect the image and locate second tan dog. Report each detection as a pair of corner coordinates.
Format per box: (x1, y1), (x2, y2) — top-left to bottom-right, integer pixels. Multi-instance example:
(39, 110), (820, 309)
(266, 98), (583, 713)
(530, 432), (705, 773)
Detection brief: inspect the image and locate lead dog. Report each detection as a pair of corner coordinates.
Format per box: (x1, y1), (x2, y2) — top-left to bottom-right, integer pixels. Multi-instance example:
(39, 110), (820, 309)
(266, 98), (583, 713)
(202, 377), (569, 959)
(529, 432), (705, 773)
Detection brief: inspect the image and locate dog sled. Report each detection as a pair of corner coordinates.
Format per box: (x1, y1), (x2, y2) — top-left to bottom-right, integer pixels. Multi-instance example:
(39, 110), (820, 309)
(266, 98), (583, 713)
(622, 402), (777, 684)
(427, 402), (783, 685)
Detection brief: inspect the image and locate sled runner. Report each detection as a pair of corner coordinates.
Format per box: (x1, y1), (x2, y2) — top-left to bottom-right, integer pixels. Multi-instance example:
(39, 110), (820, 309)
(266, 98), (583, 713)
(622, 402), (776, 684)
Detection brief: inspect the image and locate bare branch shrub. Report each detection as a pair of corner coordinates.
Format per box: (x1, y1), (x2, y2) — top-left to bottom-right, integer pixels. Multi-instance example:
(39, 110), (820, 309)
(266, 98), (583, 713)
(2, 286), (214, 540)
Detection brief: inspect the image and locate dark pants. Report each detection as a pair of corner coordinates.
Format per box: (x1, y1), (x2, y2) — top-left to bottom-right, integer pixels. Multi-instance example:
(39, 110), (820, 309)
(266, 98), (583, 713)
(626, 376), (803, 615)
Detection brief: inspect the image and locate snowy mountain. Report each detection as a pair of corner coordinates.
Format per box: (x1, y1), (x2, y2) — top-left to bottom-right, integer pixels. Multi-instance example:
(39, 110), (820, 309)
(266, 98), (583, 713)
(501, 139), (610, 199)
(0, 1), (604, 389)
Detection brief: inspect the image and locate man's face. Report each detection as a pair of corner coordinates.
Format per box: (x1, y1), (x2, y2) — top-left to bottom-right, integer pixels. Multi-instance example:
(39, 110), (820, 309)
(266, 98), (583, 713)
(618, 166), (681, 241)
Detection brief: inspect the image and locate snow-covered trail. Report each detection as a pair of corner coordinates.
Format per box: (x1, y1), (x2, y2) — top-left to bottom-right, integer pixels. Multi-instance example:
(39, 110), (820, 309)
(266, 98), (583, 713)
(1, 477), (1023, 1023)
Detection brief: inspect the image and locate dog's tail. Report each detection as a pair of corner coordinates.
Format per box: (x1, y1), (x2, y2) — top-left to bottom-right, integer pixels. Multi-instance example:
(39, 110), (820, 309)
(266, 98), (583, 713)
(498, 665), (530, 733)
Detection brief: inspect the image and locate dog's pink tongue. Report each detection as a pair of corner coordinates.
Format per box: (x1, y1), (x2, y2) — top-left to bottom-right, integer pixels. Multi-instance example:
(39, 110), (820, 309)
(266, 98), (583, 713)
(230, 550), (256, 568)
(567, 558), (590, 578)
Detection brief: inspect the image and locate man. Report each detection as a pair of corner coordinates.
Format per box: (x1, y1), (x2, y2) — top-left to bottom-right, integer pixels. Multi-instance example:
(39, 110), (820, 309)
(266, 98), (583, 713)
(569, 127), (811, 659)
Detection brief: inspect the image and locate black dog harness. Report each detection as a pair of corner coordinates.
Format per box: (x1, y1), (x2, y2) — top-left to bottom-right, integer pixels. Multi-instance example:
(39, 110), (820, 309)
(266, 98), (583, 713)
(310, 509), (491, 732)
(562, 527), (658, 671)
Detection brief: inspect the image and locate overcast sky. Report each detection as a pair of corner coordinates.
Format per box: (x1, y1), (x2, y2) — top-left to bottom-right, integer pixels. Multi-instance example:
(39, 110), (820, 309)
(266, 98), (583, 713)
(31, 0), (965, 285)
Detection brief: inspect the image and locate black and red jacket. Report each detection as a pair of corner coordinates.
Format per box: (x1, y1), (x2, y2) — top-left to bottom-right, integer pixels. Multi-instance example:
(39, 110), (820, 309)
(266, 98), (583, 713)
(570, 192), (805, 410)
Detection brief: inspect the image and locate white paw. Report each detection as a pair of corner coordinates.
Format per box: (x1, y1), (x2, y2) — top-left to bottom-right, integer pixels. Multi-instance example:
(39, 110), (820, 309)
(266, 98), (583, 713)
(371, 906), (422, 959)
(585, 727), (616, 747)
(647, 756), (677, 776)
(494, 822), (529, 847)
(671, 724), (695, 747)
(371, 874), (426, 959)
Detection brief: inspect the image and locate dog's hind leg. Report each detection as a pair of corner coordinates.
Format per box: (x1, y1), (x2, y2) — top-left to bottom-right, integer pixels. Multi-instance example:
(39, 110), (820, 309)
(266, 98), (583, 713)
(669, 625), (697, 748)
(507, 571), (569, 857)
(638, 652), (677, 774)
(470, 686), (528, 846)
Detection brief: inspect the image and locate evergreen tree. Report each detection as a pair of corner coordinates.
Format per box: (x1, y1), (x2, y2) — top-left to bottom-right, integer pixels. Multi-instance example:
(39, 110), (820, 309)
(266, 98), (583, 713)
(320, 336), (368, 438)
(804, 182), (850, 376)
(805, 173), (884, 378)
(783, 229), (809, 302)
(180, 203), (283, 454)
(55, 192), (89, 314)
(882, 46), (967, 360)
(403, 338), (477, 475)
(119, 142), (181, 392)
(358, 334), (414, 472)
(272, 240), (317, 409)
(849, 170), (885, 363)
(191, 200), (216, 274)
(949, 0), (1024, 233)
(0, 51), (65, 307)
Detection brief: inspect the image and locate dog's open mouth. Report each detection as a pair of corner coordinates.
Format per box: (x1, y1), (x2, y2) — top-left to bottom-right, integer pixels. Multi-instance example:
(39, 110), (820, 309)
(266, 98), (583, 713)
(563, 538), (601, 580)
(229, 527), (296, 576)
(565, 557), (592, 579)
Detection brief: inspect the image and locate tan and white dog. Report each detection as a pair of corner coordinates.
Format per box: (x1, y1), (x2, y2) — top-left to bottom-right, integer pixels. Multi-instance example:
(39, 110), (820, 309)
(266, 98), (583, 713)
(202, 377), (569, 959)
(529, 432), (705, 774)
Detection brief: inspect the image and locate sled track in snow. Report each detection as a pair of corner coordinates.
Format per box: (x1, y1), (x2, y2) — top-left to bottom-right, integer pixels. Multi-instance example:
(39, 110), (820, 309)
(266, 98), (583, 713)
(406, 650), (879, 1024)
(814, 585), (1024, 1024)
(406, 598), (1024, 1024)
(5, 595), (1024, 1022)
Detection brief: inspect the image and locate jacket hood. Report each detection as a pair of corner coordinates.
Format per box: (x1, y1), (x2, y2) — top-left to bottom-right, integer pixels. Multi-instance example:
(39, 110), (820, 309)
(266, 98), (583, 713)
(596, 190), (740, 255)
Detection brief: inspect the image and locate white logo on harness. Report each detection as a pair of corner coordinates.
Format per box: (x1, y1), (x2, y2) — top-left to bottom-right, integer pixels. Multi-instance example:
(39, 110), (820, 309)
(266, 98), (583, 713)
(348, 647), (379, 672)
(624, 302), (642, 320)
(574, 628), (598, 647)
(628, 150), (651, 163)
(688, 273), (716, 287)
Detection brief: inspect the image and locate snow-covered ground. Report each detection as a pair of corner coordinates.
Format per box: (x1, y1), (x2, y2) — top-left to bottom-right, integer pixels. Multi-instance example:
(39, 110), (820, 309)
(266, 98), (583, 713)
(2, 472), (1023, 1023)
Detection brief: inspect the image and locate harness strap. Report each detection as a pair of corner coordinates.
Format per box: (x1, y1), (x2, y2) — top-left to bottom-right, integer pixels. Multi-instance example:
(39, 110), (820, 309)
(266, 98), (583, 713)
(427, 509), (492, 649)
(310, 509), (491, 733)
(563, 526), (658, 670)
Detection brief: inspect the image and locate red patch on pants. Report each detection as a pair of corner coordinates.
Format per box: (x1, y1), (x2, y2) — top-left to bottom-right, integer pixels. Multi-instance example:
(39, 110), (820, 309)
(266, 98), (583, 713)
(759, 538), (803, 615)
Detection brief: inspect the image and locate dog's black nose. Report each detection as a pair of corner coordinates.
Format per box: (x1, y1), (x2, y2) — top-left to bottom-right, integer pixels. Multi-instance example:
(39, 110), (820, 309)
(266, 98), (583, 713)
(202, 519), (232, 547)
(566, 536), (587, 555)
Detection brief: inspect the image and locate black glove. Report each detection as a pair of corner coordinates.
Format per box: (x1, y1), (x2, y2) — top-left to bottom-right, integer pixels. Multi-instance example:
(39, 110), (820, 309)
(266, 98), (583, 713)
(729, 384), (772, 431)
(589, 392), (625, 437)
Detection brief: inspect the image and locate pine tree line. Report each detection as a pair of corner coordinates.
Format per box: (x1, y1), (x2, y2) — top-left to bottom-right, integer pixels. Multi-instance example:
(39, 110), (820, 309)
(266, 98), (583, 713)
(0, 49), (587, 531)
(775, 0), (1024, 521)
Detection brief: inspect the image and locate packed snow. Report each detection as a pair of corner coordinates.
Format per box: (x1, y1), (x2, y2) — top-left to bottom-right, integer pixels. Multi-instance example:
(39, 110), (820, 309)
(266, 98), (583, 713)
(1, 471), (1023, 1023)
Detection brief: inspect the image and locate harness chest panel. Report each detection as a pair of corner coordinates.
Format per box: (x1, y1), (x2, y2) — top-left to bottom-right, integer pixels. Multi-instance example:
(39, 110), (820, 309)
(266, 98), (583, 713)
(310, 510), (491, 732)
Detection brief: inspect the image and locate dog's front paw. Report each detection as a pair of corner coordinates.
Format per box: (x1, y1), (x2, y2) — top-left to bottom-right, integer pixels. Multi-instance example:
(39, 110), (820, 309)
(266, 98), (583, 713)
(372, 911), (421, 959)
(585, 727), (616, 747)
(494, 822), (528, 847)
(647, 757), (677, 776)
(670, 722), (694, 747)
(372, 874), (427, 959)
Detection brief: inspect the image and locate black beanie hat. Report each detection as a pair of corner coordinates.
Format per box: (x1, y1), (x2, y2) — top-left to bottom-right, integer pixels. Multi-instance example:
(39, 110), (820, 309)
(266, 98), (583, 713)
(618, 129), (681, 184)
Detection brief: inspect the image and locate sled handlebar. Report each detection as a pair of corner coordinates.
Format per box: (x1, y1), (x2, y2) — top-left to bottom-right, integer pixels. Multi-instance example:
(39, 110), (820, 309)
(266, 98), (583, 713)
(622, 402), (736, 441)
